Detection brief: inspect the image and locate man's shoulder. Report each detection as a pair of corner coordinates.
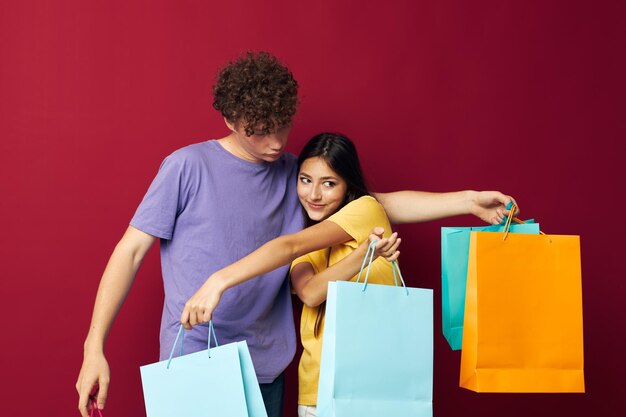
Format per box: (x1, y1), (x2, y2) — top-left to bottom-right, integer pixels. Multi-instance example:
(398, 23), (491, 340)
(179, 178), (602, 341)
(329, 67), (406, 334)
(281, 151), (297, 163)
(166, 140), (212, 162)
(278, 151), (298, 172)
(156, 141), (220, 173)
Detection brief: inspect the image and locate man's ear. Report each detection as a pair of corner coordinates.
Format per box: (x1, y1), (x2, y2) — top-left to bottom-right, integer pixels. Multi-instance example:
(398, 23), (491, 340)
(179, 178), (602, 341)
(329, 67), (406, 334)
(224, 117), (237, 132)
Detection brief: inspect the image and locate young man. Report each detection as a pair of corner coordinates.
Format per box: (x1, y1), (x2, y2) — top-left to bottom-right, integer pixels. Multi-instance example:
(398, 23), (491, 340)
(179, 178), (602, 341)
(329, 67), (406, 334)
(76, 51), (517, 417)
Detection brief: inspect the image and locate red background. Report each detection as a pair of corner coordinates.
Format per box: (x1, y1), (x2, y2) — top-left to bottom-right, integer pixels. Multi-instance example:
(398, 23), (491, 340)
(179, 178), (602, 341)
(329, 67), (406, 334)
(1, 1), (624, 416)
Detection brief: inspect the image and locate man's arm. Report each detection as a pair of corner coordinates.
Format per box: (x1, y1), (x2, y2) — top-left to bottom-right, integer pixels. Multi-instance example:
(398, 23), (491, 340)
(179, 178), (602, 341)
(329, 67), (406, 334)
(374, 190), (517, 225)
(76, 225), (156, 417)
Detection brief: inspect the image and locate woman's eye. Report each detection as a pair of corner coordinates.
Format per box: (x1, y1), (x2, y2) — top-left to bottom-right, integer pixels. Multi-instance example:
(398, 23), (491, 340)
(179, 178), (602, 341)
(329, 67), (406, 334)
(323, 181), (335, 187)
(299, 177), (311, 184)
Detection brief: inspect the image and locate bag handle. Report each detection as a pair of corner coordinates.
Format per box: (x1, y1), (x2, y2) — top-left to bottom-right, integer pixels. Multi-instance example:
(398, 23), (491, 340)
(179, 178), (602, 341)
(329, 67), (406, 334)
(502, 203), (517, 240)
(166, 321), (219, 369)
(355, 240), (377, 284)
(89, 398), (103, 417)
(356, 240), (409, 295)
(391, 261), (409, 295)
(502, 202), (546, 240)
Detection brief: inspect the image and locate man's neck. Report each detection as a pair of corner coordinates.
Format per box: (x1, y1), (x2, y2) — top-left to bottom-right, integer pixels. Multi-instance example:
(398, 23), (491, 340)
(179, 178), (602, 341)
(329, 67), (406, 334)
(217, 133), (263, 163)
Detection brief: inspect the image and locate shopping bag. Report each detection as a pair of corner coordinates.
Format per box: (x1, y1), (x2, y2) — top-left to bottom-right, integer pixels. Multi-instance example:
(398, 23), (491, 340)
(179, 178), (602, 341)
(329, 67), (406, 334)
(317, 243), (433, 417)
(441, 220), (540, 350)
(459, 230), (585, 392)
(140, 322), (267, 417)
(238, 341), (268, 417)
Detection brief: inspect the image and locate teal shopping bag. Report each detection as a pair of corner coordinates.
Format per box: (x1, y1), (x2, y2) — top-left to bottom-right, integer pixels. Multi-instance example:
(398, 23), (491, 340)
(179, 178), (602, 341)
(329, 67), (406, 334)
(441, 221), (540, 350)
(140, 323), (267, 417)
(317, 245), (433, 417)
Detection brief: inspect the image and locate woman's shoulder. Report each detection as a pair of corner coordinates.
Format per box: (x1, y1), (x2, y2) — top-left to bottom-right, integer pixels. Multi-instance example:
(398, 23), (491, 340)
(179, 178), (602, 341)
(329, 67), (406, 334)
(339, 195), (383, 214)
(327, 195), (391, 242)
(329, 195), (388, 229)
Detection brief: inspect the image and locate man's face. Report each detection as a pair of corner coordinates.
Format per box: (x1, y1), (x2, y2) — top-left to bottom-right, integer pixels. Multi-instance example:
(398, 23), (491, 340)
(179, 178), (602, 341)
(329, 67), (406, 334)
(227, 120), (291, 163)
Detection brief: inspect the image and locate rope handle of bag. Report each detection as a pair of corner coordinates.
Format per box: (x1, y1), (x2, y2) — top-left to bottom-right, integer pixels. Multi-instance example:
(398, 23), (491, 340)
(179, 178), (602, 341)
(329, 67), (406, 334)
(356, 240), (408, 295)
(89, 395), (103, 417)
(166, 321), (219, 369)
(502, 202), (546, 240)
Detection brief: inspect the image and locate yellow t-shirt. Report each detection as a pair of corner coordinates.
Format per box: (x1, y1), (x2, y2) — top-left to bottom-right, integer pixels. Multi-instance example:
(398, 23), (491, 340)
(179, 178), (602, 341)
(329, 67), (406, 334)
(291, 195), (396, 405)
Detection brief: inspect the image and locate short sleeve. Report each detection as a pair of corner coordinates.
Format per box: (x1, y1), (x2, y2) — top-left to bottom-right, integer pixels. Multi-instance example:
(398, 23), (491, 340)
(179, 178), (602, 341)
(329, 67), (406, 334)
(290, 249), (329, 274)
(130, 153), (191, 240)
(326, 196), (390, 244)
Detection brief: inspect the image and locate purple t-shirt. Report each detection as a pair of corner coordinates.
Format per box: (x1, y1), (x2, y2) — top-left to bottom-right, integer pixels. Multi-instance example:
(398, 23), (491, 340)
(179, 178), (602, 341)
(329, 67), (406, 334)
(130, 140), (304, 382)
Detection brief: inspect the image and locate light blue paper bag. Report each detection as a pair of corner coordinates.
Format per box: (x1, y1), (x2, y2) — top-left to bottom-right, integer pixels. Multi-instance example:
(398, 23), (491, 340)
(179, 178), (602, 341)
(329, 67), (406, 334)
(441, 221), (540, 350)
(140, 323), (267, 417)
(317, 245), (433, 417)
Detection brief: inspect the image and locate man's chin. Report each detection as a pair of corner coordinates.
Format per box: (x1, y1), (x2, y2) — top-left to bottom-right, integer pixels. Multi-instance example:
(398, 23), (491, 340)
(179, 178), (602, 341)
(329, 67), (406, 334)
(262, 153), (282, 162)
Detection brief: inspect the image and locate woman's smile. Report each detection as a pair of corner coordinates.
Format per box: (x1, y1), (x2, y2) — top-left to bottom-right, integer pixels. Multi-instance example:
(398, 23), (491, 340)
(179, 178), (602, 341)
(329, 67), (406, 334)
(297, 157), (348, 222)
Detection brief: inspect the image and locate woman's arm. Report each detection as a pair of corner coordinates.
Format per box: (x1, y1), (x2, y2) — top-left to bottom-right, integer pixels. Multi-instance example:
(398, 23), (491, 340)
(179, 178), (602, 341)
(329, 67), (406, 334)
(374, 190), (518, 225)
(291, 228), (400, 307)
(180, 220), (353, 329)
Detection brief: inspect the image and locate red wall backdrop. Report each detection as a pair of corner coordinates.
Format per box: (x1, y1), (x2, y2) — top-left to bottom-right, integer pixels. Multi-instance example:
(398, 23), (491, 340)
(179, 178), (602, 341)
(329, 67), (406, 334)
(1, 1), (624, 416)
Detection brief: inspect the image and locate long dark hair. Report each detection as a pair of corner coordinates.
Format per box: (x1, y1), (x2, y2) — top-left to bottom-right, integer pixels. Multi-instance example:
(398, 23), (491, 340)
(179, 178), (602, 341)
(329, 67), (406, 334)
(297, 133), (370, 227)
(298, 133), (372, 338)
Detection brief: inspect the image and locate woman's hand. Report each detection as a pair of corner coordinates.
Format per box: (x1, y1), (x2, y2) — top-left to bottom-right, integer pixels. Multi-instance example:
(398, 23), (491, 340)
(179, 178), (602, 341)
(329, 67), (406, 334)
(470, 191), (519, 225)
(180, 278), (225, 329)
(368, 227), (401, 262)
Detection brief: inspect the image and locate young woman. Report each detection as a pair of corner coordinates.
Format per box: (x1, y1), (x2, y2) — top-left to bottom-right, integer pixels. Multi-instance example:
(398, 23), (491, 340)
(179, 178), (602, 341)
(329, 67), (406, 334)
(289, 133), (402, 416)
(181, 132), (402, 416)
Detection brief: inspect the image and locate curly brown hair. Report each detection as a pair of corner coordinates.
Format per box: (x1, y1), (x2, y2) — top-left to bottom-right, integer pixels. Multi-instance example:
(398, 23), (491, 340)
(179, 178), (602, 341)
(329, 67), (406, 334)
(212, 51), (299, 136)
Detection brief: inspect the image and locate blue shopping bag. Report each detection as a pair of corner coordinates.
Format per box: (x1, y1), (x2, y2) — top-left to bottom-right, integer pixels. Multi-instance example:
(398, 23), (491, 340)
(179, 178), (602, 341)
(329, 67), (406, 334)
(441, 220), (540, 350)
(140, 322), (267, 417)
(317, 244), (433, 417)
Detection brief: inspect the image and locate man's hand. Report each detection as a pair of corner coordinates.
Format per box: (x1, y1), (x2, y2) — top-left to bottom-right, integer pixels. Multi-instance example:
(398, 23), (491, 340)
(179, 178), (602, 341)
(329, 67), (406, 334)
(471, 191), (519, 225)
(76, 352), (110, 417)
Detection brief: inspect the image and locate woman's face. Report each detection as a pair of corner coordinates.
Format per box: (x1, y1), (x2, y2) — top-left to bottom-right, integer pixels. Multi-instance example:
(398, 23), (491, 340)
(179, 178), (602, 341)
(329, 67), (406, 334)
(297, 157), (348, 222)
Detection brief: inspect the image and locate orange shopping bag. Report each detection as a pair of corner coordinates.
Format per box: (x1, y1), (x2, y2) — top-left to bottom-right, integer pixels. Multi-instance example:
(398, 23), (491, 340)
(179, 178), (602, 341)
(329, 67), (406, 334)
(459, 223), (584, 393)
